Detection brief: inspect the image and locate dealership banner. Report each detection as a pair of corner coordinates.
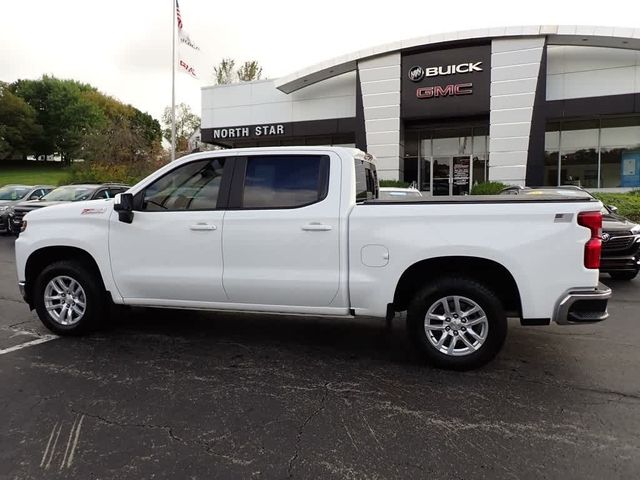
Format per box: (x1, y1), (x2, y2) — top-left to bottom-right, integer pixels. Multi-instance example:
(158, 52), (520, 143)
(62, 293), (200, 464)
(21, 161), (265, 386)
(401, 44), (491, 120)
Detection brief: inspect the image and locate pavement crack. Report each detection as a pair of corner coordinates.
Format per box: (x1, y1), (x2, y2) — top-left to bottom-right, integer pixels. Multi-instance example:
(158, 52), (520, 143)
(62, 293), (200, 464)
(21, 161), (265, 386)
(69, 408), (186, 444)
(287, 382), (329, 478)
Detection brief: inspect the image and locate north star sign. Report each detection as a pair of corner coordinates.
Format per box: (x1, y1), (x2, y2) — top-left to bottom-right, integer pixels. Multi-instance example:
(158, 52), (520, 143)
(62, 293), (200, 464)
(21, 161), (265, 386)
(212, 124), (286, 139)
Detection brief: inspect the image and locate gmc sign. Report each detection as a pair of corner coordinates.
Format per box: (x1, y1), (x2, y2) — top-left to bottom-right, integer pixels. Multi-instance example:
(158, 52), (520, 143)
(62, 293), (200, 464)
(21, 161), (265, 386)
(416, 83), (473, 99)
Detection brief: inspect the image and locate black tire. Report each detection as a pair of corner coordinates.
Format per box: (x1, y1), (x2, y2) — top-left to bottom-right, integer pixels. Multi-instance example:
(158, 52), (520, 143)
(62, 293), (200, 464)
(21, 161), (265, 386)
(34, 260), (107, 335)
(609, 270), (638, 281)
(407, 277), (507, 370)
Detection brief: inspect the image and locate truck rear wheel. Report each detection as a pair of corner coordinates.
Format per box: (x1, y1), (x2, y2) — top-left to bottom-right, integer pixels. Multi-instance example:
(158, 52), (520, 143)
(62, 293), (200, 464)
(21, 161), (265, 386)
(34, 260), (107, 335)
(407, 277), (507, 370)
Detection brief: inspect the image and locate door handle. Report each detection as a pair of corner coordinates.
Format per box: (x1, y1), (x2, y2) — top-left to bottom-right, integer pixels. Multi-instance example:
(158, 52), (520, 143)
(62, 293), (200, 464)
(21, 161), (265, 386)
(302, 222), (332, 231)
(189, 223), (217, 231)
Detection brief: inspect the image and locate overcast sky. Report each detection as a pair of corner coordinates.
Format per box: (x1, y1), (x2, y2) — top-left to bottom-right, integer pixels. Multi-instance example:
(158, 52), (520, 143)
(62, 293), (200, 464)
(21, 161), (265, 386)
(2, 0), (638, 124)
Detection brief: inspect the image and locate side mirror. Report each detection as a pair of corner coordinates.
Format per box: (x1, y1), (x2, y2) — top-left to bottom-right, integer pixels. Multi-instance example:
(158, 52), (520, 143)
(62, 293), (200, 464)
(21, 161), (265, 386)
(29, 194), (41, 200)
(114, 193), (134, 224)
(608, 205), (619, 214)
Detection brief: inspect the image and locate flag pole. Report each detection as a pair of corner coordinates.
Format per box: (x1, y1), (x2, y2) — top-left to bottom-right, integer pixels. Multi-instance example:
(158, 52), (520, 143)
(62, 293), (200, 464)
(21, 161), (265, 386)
(171, 0), (176, 161)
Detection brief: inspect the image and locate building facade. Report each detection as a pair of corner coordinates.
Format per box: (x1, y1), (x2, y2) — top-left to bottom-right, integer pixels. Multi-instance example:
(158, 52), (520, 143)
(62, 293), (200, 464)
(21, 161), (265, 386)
(201, 25), (640, 194)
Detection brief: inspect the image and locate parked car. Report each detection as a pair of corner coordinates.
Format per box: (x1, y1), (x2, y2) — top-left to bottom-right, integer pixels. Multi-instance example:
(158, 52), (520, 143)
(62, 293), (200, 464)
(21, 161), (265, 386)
(378, 187), (423, 200)
(500, 186), (640, 280)
(15, 148), (611, 370)
(0, 185), (54, 234)
(10, 183), (129, 235)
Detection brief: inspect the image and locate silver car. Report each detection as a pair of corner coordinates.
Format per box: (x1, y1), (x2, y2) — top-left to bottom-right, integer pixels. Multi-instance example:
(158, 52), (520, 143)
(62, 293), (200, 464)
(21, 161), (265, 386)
(0, 185), (54, 234)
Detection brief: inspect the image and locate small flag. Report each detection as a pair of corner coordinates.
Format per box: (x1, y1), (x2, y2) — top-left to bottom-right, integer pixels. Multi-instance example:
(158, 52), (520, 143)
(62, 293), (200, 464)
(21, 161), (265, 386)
(176, 0), (183, 30)
(175, 0), (201, 79)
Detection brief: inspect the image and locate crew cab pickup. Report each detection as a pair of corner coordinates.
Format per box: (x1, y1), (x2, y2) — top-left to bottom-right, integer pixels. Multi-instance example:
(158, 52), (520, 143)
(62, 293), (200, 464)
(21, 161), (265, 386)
(15, 147), (612, 369)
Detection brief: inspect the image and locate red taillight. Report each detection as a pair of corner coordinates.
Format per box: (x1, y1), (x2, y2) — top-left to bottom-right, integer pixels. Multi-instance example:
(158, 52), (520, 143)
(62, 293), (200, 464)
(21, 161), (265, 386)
(578, 211), (602, 269)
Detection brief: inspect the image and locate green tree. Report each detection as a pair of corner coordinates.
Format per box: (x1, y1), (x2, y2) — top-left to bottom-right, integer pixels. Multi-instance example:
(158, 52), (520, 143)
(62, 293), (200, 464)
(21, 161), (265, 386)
(213, 58), (236, 85)
(80, 89), (162, 164)
(130, 109), (162, 150)
(161, 103), (200, 152)
(0, 83), (43, 160)
(10, 76), (105, 164)
(237, 60), (263, 82)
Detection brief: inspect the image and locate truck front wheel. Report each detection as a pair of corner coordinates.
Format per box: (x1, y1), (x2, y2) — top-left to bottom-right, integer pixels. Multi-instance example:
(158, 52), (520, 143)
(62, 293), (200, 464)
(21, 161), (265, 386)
(407, 277), (507, 370)
(34, 260), (107, 335)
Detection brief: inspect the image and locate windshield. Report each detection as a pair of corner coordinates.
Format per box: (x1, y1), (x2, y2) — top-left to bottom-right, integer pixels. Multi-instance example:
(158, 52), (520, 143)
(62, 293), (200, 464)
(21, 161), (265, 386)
(0, 186), (30, 201)
(42, 186), (94, 202)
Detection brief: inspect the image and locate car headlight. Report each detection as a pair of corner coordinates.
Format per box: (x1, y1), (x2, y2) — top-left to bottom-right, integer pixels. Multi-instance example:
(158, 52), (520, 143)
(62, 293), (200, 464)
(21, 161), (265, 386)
(0, 206), (9, 213)
(632, 225), (640, 235)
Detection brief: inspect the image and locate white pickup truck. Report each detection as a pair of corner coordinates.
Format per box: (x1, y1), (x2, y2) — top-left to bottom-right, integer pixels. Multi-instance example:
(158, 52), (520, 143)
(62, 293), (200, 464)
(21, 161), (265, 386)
(15, 147), (611, 369)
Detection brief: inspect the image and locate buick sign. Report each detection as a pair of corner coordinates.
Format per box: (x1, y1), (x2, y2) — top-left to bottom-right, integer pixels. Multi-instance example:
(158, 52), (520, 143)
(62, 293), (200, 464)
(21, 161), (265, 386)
(408, 66), (425, 82)
(602, 233), (611, 242)
(409, 62), (483, 81)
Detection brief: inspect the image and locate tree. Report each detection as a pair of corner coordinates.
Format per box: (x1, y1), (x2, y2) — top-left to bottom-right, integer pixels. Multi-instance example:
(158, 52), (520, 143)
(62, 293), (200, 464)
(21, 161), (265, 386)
(0, 83), (43, 160)
(237, 61), (263, 82)
(80, 89), (161, 162)
(161, 103), (200, 152)
(10, 76), (105, 164)
(214, 58), (236, 85)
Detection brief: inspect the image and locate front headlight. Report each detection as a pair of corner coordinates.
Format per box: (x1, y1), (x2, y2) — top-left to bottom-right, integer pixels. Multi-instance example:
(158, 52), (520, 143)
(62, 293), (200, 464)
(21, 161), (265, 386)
(632, 225), (640, 235)
(0, 206), (9, 213)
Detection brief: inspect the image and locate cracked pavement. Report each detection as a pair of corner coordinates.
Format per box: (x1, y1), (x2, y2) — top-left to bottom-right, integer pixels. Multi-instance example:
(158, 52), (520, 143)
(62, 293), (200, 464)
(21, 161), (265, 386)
(1, 235), (640, 479)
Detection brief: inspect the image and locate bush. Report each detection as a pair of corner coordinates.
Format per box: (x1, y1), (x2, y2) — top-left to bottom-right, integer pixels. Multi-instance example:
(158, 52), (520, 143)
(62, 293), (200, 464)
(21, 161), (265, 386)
(592, 192), (640, 223)
(379, 180), (410, 188)
(59, 160), (166, 187)
(470, 182), (508, 195)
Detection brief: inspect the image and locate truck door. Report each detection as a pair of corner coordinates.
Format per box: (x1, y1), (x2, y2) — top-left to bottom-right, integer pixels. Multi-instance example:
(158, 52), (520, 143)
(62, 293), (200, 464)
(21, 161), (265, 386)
(109, 157), (229, 303)
(222, 153), (341, 307)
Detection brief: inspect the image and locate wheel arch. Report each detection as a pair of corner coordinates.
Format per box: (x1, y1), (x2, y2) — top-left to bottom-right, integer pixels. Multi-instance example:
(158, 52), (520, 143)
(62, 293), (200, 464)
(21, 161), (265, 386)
(392, 256), (522, 317)
(24, 246), (108, 308)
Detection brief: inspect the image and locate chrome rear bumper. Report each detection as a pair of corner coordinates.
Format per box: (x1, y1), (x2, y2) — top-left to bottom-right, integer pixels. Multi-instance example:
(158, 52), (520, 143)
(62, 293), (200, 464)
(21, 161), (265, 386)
(553, 283), (612, 325)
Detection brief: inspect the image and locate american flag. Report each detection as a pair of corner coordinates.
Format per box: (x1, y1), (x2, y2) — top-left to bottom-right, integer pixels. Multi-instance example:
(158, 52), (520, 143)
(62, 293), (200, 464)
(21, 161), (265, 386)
(176, 0), (183, 30)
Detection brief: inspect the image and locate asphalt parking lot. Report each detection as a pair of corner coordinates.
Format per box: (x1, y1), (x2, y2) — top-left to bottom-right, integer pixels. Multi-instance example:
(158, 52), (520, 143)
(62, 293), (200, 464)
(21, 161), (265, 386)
(1, 235), (639, 479)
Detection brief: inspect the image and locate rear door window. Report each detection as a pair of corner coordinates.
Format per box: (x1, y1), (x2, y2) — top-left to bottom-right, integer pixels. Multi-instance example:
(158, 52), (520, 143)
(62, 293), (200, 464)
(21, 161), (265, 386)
(241, 155), (329, 209)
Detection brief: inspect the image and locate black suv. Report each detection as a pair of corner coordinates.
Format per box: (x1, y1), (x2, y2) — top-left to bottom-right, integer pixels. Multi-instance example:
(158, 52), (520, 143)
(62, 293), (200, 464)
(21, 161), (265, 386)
(10, 183), (129, 234)
(501, 186), (640, 281)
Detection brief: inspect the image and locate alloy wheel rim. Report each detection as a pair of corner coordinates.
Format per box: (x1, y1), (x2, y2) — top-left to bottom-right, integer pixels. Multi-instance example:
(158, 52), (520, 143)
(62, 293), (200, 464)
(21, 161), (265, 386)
(424, 295), (489, 357)
(44, 275), (87, 326)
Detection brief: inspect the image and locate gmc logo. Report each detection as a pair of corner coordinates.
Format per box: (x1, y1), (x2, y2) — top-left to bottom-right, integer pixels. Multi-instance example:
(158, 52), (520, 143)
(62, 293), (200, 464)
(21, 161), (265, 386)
(416, 83), (473, 99)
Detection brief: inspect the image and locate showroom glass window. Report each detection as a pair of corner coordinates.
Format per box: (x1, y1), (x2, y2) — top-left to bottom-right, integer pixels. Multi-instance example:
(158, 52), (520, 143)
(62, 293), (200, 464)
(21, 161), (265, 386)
(407, 125), (489, 192)
(142, 159), (225, 211)
(559, 120), (599, 188)
(242, 155), (329, 209)
(544, 116), (640, 188)
(600, 117), (640, 187)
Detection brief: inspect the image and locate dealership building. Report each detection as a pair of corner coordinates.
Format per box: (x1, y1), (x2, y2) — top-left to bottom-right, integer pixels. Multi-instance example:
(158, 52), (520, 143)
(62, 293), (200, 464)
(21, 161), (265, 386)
(201, 25), (640, 195)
